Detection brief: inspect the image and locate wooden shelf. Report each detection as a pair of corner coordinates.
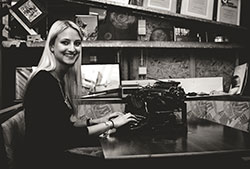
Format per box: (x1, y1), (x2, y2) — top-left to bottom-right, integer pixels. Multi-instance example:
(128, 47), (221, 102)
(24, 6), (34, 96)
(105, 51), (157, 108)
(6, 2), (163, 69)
(64, 0), (247, 31)
(80, 41), (245, 49)
(2, 40), (245, 49)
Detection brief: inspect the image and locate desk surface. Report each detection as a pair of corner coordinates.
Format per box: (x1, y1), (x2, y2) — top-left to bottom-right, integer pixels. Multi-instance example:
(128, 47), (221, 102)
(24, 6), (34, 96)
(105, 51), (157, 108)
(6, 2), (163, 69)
(100, 118), (250, 159)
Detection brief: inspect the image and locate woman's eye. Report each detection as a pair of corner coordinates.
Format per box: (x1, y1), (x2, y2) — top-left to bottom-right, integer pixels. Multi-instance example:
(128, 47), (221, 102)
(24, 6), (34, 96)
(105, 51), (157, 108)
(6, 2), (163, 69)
(61, 41), (69, 45)
(75, 41), (81, 46)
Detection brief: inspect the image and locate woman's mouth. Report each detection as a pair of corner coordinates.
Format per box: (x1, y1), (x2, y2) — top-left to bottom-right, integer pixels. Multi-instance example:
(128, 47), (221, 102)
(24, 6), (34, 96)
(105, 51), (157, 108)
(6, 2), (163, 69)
(65, 53), (78, 58)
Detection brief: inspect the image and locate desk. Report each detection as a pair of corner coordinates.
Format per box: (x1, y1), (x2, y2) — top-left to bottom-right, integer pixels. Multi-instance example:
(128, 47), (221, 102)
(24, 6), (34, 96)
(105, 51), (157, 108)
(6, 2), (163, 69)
(100, 118), (250, 162)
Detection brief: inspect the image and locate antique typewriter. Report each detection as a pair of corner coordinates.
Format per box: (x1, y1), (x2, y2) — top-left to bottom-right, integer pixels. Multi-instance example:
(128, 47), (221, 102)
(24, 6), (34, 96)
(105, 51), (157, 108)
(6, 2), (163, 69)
(116, 80), (187, 135)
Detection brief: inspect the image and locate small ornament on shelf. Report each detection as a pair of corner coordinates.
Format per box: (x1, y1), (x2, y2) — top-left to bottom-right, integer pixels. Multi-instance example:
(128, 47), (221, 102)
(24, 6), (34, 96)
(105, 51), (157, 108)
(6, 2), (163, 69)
(174, 27), (206, 42)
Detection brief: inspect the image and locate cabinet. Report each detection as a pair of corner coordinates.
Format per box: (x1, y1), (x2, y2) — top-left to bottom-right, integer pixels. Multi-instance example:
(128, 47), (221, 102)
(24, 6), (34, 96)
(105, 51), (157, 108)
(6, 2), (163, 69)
(0, 0), (249, 108)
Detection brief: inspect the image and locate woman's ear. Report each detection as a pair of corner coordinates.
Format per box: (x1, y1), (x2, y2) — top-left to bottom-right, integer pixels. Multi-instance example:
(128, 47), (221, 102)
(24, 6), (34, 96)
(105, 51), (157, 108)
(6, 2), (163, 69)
(50, 46), (54, 53)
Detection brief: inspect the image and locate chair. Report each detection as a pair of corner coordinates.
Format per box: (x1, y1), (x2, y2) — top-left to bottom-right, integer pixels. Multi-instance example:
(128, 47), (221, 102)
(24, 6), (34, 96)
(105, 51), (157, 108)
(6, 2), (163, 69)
(0, 103), (25, 169)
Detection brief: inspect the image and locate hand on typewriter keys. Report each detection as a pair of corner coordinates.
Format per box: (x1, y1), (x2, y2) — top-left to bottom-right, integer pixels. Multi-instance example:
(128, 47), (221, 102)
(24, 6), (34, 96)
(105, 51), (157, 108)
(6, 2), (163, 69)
(105, 112), (124, 121)
(110, 113), (138, 128)
(128, 114), (146, 130)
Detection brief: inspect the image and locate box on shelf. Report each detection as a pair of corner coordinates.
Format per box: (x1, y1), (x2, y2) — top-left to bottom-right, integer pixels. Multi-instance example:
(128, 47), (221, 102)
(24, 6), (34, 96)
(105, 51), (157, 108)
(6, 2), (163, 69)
(180, 0), (214, 20)
(174, 27), (207, 42)
(216, 0), (241, 25)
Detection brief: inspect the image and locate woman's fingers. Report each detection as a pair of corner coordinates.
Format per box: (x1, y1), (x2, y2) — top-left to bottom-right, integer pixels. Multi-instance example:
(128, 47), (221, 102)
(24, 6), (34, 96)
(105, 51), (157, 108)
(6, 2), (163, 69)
(124, 113), (139, 123)
(108, 112), (123, 120)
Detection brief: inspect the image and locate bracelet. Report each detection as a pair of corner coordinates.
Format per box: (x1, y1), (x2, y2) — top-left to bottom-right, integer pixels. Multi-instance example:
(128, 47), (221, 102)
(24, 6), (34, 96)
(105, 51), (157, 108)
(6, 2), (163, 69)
(109, 119), (115, 129)
(86, 118), (91, 126)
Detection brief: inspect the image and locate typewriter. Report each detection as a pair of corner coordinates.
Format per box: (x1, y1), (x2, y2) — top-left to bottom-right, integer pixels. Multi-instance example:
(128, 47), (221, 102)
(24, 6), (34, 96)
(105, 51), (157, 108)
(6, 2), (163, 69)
(116, 79), (187, 135)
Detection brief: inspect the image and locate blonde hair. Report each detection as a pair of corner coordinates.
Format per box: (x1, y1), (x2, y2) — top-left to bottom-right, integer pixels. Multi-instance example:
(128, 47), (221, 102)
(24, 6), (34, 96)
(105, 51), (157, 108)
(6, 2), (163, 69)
(29, 20), (83, 117)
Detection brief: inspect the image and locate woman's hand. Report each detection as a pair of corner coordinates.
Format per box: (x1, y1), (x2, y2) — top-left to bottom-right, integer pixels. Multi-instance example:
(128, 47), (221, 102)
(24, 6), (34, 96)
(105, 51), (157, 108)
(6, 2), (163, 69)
(100, 112), (124, 123)
(111, 113), (138, 128)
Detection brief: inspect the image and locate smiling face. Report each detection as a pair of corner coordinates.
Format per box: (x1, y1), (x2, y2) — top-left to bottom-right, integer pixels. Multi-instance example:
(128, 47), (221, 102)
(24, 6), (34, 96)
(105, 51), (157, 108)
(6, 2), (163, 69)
(51, 27), (82, 67)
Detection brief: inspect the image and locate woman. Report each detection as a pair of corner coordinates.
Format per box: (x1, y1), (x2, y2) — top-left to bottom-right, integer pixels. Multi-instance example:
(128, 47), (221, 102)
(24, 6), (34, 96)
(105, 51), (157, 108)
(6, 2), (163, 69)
(22, 20), (137, 168)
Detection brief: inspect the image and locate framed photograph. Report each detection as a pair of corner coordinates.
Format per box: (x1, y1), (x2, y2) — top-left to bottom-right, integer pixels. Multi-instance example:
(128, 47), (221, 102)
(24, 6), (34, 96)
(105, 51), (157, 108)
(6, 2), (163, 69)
(11, 0), (47, 28)
(75, 15), (98, 41)
(217, 0), (241, 25)
(143, 0), (177, 13)
(180, 0), (214, 20)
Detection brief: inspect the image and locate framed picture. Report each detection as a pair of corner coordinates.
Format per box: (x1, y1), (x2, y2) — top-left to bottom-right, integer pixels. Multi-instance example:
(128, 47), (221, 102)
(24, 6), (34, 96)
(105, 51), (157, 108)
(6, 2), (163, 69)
(75, 15), (98, 41)
(143, 0), (177, 13)
(11, 0), (47, 28)
(217, 0), (241, 25)
(180, 0), (214, 20)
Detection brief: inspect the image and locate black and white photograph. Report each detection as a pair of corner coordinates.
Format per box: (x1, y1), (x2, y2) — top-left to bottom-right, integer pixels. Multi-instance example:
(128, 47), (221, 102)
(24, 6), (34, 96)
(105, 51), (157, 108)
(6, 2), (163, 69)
(1, 0), (250, 169)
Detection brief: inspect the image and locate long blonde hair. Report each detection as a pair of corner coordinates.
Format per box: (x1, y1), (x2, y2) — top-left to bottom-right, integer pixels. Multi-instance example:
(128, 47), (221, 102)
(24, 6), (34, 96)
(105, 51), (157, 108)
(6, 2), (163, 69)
(29, 20), (83, 117)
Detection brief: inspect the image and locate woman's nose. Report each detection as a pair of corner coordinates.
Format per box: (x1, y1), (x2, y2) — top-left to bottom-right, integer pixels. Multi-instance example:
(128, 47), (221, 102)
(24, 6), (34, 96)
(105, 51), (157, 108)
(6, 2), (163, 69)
(68, 43), (76, 51)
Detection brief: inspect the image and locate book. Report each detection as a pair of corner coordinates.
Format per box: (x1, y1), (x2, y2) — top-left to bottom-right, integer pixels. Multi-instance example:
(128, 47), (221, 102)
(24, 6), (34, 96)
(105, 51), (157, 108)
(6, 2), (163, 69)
(216, 0), (241, 25)
(229, 63), (248, 95)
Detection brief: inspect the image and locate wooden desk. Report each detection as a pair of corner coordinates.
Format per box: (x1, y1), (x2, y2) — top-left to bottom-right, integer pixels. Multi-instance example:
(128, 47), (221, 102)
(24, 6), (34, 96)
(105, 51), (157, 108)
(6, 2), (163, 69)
(100, 118), (250, 161)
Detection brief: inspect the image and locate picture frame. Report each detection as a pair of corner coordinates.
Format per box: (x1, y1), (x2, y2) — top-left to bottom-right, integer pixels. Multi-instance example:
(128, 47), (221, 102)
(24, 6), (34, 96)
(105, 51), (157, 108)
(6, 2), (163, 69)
(143, 0), (177, 13)
(75, 15), (98, 41)
(216, 0), (241, 26)
(180, 0), (214, 20)
(11, 0), (47, 28)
